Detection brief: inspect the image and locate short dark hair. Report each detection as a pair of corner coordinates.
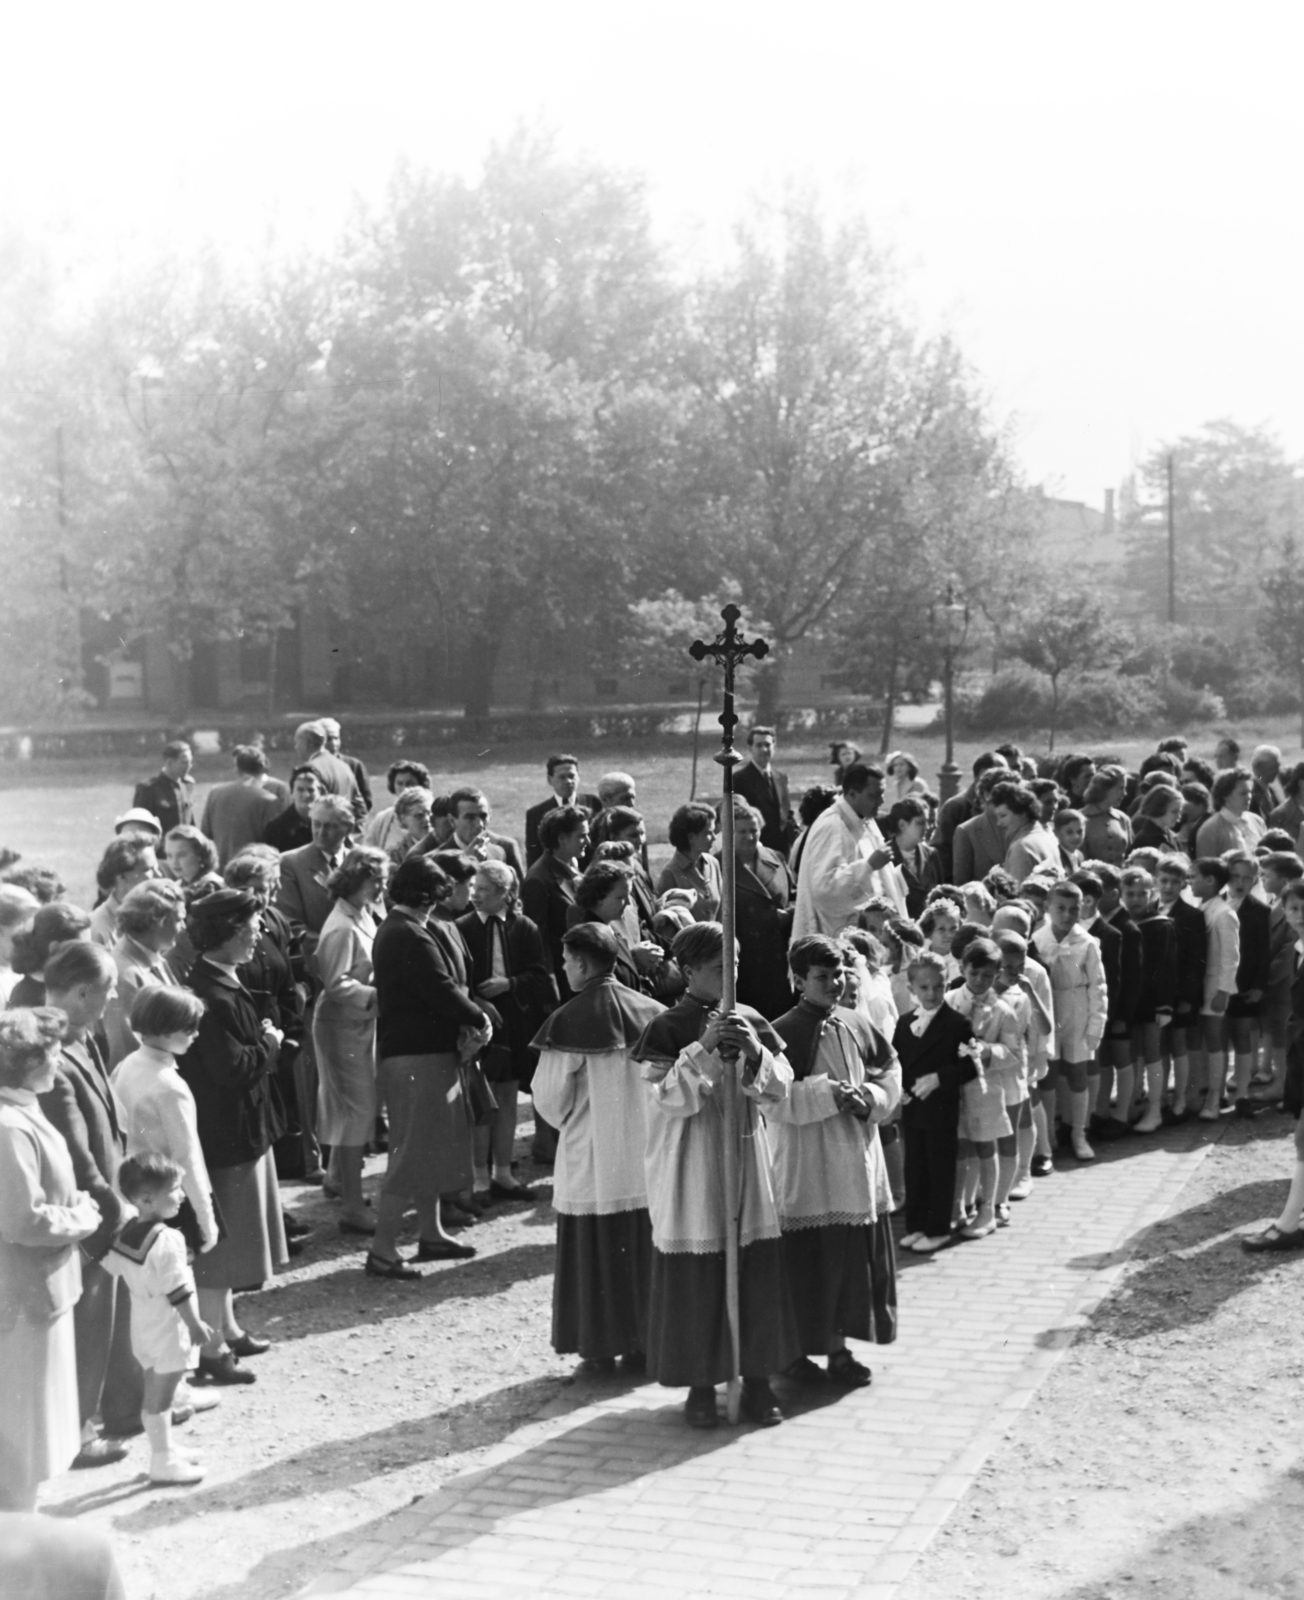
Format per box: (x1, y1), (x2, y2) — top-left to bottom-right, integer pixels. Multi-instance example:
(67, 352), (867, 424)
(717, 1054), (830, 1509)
(233, 744), (268, 776)
(1140, 783), (1181, 819)
(788, 934), (843, 979)
(1210, 766), (1252, 812)
(561, 922), (617, 972)
(983, 866), (1018, 902)
(429, 850), (476, 885)
(449, 786), (488, 813)
(130, 984), (205, 1038)
(961, 935), (1001, 970)
(539, 805), (588, 852)
(1069, 869), (1104, 900)
(798, 785), (837, 827)
(1193, 857), (1230, 889)
(1139, 751), (1182, 780)
(1260, 829), (1296, 853)
(118, 1150), (184, 1203)
(10, 902), (91, 975)
(605, 806), (643, 838)
(840, 761), (884, 793)
(1262, 852), (1304, 882)
(973, 750), (1009, 779)
(668, 804), (716, 852)
(671, 922), (724, 971)
(162, 740), (190, 761)
(575, 862), (630, 916)
(884, 797), (928, 836)
(289, 764), (321, 789)
(386, 759), (431, 794)
(988, 781), (1039, 822)
(44, 939), (116, 994)
(389, 854), (451, 908)
(1084, 859), (1120, 891)
(546, 753), (580, 777)
(748, 726), (775, 745)
(1157, 737), (1189, 756)
(96, 837), (156, 893)
(1181, 756), (1215, 788)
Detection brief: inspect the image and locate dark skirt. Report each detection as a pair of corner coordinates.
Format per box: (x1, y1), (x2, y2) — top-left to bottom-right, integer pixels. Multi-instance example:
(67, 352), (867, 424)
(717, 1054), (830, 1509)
(379, 1053), (473, 1200)
(646, 1237), (801, 1387)
(552, 1209), (653, 1360)
(781, 1220), (898, 1351)
(1285, 1039), (1304, 1121)
(193, 1153), (287, 1292)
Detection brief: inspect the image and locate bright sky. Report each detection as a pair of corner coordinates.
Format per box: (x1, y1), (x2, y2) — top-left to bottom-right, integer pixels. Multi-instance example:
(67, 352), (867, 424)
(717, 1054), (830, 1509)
(4, 0), (1300, 504)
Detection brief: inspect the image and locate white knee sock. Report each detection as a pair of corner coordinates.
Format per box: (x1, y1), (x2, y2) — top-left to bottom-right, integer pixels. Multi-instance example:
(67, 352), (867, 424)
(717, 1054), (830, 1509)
(1111, 1066), (1135, 1123)
(143, 1410), (172, 1463)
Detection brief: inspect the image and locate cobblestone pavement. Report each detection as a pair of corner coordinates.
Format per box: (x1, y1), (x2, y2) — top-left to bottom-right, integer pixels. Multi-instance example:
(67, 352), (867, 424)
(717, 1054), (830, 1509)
(299, 1126), (1215, 1600)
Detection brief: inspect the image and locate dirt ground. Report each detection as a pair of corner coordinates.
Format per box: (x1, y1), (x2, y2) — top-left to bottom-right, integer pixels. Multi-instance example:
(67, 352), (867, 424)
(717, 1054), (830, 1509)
(38, 1104), (1304, 1600)
(898, 1111), (1304, 1600)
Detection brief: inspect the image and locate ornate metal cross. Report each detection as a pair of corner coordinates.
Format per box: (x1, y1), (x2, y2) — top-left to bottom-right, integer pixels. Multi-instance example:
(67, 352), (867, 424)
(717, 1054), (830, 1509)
(689, 604), (769, 772)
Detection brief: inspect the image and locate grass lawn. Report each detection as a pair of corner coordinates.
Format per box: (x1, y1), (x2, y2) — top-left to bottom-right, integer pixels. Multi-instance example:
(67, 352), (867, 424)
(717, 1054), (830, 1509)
(3, 715), (1303, 910)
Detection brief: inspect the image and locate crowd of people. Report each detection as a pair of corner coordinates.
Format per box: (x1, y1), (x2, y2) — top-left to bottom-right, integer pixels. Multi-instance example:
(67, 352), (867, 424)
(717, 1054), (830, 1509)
(2, 716), (1303, 1509)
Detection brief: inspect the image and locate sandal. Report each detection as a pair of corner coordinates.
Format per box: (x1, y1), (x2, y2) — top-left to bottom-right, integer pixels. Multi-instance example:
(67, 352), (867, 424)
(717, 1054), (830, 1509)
(1241, 1224), (1304, 1253)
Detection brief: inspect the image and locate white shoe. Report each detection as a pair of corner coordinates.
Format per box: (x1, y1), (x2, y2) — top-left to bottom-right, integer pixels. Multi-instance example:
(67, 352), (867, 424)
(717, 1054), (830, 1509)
(911, 1234), (952, 1253)
(1133, 1107), (1163, 1134)
(1007, 1176), (1034, 1201)
(1071, 1131), (1095, 1162)
(1198, 1105), (1222, 1122)
(898, 1231), (922, 1248)
(179, 1383), (219, 1413)
(150, 1453), (205, 1485)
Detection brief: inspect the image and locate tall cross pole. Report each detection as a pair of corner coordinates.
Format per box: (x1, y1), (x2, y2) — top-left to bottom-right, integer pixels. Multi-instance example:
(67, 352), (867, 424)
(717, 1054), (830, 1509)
(689, 603), (768, 1423)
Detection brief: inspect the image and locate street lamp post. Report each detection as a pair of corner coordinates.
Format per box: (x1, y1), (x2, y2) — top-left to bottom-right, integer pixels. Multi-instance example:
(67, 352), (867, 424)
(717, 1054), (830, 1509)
(935, 583), (968, 803)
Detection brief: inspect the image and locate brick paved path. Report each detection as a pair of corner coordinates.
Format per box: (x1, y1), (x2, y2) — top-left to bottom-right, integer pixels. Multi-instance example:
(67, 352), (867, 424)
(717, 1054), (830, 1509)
(300, 1128), (1213, 1600)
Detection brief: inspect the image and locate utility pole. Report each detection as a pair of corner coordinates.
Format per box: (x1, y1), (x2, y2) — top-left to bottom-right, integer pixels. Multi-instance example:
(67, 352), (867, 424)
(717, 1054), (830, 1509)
(1166, 452), (1176, 625)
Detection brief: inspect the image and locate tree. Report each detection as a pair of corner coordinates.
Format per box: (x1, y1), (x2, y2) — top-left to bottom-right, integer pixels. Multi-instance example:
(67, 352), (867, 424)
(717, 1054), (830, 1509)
(1009, 594), (1123, 751)
(1260, 535), (1304, 744)
(676, 188), (1031, 722)
(1120, 420), (1304, 622)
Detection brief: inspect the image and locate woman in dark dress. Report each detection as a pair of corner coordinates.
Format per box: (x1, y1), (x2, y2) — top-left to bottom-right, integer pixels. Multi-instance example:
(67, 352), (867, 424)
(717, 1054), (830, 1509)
(179, 889), (287, 1384)
(1131, 784), (1183, 855)
(728, 798), (794, 1020)
(883, 797), (940, 920)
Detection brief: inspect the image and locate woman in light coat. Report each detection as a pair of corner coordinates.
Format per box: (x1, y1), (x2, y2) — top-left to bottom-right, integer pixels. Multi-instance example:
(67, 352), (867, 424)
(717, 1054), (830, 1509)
(0, 1008), (101, 1509)
(314, 846), (389, 1235)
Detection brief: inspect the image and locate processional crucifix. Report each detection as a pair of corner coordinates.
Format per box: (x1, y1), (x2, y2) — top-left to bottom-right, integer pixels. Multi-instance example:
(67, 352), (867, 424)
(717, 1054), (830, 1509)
(688, 604), (768, 1423)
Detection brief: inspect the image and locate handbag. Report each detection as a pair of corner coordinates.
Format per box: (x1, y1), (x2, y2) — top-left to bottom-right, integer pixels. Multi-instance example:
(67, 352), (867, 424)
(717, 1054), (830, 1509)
(462, 1059), (499, 1127)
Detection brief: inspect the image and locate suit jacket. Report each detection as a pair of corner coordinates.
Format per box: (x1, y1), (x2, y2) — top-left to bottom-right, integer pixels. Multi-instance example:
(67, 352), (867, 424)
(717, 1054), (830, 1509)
(891, 840), (941, 921)
(39, 1038), (126, 1260)
(373, 908), (487, 1058)
(891, 1005), (976, 1130)
(460, 831), (526, 882)
(263, 805), (313, 853)
(1131, 906), (1178, 1021)
(178, 958), (282, 1168)
(132, 771), (194, 834)
(1164, 896), (1207, 1015)
(1231, 895), (1271, 1004)
(521, 852), (580, 989)
(455, 908), (558, 1078)
(524, 792), (601, 869)
(1101, 907), (1144, 1028)
(342, 753), (373, 815)
(735, 849), (795, 1020)
(276, 842), (338, 956)
(933, 787), (979, 884)
(732, 762), (795, 855)
(952, 810), (1007, 884)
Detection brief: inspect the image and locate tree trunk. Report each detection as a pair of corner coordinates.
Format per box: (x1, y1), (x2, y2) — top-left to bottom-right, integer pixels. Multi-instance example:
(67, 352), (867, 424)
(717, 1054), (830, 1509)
(754, 648), (785, 725)
(878, 630), (900, 755)
(1048, 676), (1060, 753)
(461, 622), (503, 724)
(266, 629), (279, 720)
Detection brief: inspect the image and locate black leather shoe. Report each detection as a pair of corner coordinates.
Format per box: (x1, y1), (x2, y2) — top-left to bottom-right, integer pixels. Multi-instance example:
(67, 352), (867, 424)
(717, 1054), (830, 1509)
(826, 1350), (872, 1388)
(784, 1355), (825, 1384)
(1031, 1154), (1054, 1177)
(621, 1350), (647, 1375)
(282, 1213), (311, 1239)
(490, 1178), (533, 1202)
(228, 1331), (271, 1358)
(364, 1252), (422, 1280)
(684, 1386), (719, 1428)
(196, 1351), (257, 1385)
(740, 1378), (783, 1427)
(416, 1238), (477, 1261)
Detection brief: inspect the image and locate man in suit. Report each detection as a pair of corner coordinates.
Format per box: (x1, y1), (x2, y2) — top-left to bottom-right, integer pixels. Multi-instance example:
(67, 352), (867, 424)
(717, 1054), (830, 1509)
(320, 718), (373, 817)
(40, 942), (141, 1461)
(732, 726), (796, 856)
(952, 767), (1012, 885)
(448, 787), (525, 881)
(521, 805), (589, 991)
(294, 722), (364, 823)
(199, 744), (282, 865)
(1250, 745), (1285, 821)
(524, 754), (601, 868)
(277, 794), (354, 1179)
(589, 772), (651, 875)
(132, 739), (195, 836)
(934, 751), (1009, 885)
